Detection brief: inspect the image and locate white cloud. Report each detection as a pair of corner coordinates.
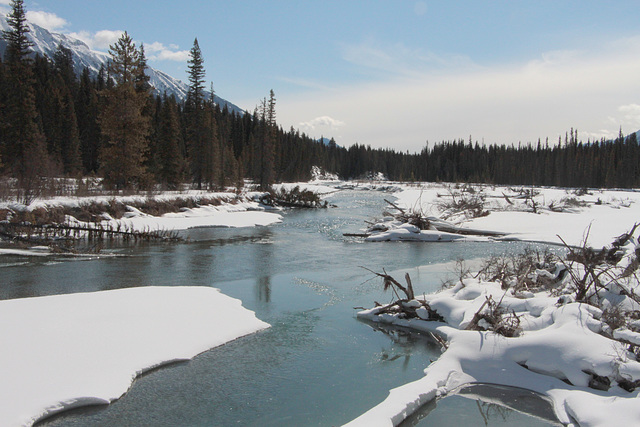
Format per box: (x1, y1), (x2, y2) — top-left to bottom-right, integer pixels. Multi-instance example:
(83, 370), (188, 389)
(25, 10), (67, 31)
(298, 116), (345, 137)
(145, 41), (189, 62)
(66, 31), (188, 61)
(68, 29), (124, 51)
(599, 104), (640, 139)
(279, 35), (640, 151)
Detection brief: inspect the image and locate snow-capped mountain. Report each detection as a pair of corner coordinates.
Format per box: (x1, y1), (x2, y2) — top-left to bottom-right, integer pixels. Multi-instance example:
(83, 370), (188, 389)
(0, 15), (244, 114)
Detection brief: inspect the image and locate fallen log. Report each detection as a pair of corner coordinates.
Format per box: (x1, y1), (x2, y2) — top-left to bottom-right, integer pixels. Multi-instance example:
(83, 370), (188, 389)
(383, 199), (406, 214)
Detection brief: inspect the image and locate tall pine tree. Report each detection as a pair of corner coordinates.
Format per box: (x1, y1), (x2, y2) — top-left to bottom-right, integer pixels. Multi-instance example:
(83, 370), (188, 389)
(99, 32), (150, 189)
(185, 38), (211, 189)
(1, 0), (49, 202)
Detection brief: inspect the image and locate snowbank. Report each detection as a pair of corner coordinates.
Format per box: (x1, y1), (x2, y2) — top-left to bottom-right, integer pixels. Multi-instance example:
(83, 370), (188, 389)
(0, 286), (269, 426)
(363, 221), (471, 242)
(1, 190), (283, 234)
(392, 184), (640, 247)
(98, 201), (282, 232)
(348, 230), (640, 426)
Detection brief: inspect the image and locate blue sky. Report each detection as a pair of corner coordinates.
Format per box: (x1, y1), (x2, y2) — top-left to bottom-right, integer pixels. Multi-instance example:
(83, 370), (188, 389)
(3, 1), (640, 151)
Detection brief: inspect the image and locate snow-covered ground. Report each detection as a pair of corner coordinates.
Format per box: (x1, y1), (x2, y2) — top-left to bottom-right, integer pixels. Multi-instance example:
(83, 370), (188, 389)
(88, 201), (282, 232)
(0, 286), (269, 427)
(386, 183), (640, 248)
(1, 190), (283, 233)
(347, 182), (640, 426)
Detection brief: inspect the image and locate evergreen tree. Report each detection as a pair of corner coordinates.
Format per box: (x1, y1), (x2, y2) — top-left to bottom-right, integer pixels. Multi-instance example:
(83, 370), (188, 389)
(156, 94), (186, 188)
(107, 31), (138, 86)
(99, 32), (150, 189)
(187, 39), (205, 108)
(53, 43), (76, 89)
(185, 38), (209, 188)
(1, 0), (49, 201)
(76, 67), (101, 173)
(59, 88), (82, 175)
(258, 90), (276, 190)
(134, 43), (152, 94)
(2, 0), (32, 64)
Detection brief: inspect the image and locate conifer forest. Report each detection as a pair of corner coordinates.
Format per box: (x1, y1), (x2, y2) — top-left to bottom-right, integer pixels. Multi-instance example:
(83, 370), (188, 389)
(1, 0), (639, 196)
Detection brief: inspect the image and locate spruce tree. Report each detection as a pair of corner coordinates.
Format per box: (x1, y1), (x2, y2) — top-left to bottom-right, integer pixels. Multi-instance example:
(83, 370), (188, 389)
(107, 31), (138, 86)
(156, 94), (185, 188)
(99, 32), (150, 190)
(187, 39), (205, 108)
(258, 90), (276, 190)
(76, 67), (101, 173)
(2, 0), (49, 201)
(185, 38), (209, 188)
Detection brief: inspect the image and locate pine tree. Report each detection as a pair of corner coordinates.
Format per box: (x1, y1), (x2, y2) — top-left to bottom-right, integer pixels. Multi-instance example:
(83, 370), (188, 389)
(134, 43), (152, 94)
(76, 67), (101, 173)
(257, 90), (276, 190)
(187, 38), (205, 108)
(1, 0), (49, 201)
(107, 31), (138, 86)
(53, 43), (76, 89)
(99, 32), (150, 190)
(59, 88), (82, 175)
(2, 0), (32, 64)
(156, 94), (185, 188)
(185, 38), (209, 188)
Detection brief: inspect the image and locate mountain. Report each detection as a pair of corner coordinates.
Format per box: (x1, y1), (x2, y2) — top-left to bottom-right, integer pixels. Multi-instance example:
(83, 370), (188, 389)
(0, 14), (244, 114)
(318, 137), (339, 147)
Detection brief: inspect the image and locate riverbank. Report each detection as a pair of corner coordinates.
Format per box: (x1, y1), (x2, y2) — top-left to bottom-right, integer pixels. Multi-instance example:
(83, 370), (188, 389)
(348, 184), (640, 426)
(0, 286), (269, 427)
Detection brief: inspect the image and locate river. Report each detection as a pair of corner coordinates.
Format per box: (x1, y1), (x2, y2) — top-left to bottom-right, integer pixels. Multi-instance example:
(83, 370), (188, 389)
(1, 189), (560, 426)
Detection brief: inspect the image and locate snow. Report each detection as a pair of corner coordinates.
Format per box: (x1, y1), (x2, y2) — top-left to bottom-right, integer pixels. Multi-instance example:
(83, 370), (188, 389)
(391, 184), (640, 248)
(0, 191), (283, 235)
(0, 286), (269, 427)
(364, 221), (471, 242)
(348, 210), (640, 426)
(98, 202), (282, 232)
(0, 247), (54, 257)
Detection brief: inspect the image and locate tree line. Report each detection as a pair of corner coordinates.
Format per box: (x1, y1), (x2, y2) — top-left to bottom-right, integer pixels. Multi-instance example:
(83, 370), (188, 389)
(1, 0), (639, 196)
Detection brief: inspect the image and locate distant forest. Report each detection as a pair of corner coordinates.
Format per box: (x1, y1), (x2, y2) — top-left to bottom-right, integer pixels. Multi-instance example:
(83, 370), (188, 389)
(1, 0), (639, 195)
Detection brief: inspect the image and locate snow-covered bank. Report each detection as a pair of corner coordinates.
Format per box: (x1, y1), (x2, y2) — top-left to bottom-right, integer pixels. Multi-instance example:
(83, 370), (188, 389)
(1, 190), (283, 236)
(348, 227), (640, 426)
(391, 184), (640, 247)
(0, 286), (269, 426)
(364, 222), (472, 242)
(96, 201), (282, 232)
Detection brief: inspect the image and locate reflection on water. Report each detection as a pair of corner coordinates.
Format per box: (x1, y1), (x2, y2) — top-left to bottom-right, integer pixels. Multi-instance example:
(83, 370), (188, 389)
(401, 384), (560, 427)
(3, 190), (561, 426)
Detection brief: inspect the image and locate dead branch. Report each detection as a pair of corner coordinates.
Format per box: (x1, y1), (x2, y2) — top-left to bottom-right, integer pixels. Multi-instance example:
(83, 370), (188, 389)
(361, 266), (415, 300)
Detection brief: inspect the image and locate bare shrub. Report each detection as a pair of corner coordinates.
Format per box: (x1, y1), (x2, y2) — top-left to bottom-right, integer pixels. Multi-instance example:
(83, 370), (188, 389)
(477, 247), (560, 291)
(465, 294), (522, 337)
(437, 185), (488, 220)
(268, 185), (327, 208)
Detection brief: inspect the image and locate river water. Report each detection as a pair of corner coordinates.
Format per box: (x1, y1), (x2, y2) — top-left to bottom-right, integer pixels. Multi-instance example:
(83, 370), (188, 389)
(1, 189), (560, 426)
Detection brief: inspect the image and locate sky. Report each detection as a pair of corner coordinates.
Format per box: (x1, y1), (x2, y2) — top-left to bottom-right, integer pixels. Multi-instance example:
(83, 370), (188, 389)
(2, 0), (640, 152)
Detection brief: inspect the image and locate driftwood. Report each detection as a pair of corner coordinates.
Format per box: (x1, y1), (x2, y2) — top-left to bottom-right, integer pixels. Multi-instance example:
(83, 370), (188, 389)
(343, 233), (371, 238)
(383, 198), (406, 214)
(362, 266), (415, 299)
(0, 221), (181, 245)
(362, 269), (446, 325)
